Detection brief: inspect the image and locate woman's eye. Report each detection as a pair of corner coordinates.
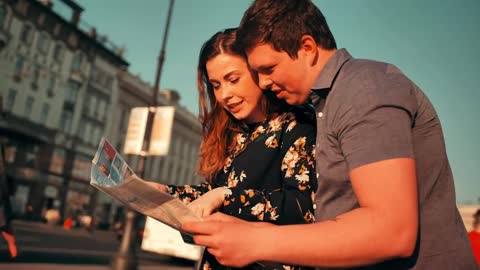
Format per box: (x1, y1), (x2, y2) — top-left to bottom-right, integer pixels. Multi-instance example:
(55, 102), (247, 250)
(231, 78), (239, 84)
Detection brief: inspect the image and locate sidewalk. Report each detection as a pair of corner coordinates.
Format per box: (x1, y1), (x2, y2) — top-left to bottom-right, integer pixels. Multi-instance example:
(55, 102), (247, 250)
(0, 220), (195, 269)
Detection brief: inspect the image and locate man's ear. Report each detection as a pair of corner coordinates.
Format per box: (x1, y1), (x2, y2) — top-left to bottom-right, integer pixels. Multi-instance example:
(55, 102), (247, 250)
(300, 35), (319, 66)
(300, 35), (317, 54)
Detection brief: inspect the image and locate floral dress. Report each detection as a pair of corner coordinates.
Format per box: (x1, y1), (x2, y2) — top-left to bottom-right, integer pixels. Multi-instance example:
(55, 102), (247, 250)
(168, 108), (317, 270)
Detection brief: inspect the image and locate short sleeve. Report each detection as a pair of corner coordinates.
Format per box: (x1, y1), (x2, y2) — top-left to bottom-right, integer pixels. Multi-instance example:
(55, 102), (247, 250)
(334, 66), (417, 170)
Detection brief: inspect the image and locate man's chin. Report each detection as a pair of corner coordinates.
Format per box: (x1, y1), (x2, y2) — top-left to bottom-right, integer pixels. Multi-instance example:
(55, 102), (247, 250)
(285, 96), (308, 106)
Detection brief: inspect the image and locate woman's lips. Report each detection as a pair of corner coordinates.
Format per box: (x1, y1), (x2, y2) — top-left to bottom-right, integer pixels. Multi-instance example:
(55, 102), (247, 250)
(227, 101), (243, 113)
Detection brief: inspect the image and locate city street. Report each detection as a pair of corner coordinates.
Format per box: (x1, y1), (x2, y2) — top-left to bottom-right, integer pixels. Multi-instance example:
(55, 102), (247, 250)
(0, 220), (195, 270)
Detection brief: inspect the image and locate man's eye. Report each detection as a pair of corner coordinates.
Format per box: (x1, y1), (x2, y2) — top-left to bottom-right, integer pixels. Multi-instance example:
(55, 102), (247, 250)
(231, 78), (239, 83)
(259, 67), (273, 75)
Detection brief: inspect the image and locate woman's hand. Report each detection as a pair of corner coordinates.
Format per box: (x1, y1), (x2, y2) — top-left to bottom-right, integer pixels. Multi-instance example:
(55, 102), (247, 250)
(144, 181), (168, 193)
(188, 187), (230, 218)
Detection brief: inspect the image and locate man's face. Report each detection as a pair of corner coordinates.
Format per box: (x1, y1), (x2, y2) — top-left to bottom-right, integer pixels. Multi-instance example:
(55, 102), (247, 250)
(246, 43), (313, 105)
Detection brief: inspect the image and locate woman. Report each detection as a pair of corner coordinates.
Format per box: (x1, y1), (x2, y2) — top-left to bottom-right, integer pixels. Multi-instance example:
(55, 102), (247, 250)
(155, 28), (316, 270)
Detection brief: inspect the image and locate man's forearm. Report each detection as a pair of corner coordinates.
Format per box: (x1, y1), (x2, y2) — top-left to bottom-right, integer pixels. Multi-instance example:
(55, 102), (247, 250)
(253, 207), (416, 267)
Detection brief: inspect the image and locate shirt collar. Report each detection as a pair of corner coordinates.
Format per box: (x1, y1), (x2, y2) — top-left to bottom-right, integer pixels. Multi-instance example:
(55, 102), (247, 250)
(311, 48), (352, 90)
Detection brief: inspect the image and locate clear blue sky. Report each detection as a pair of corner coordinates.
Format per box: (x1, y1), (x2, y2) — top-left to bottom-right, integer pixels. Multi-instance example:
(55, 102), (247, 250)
(76, 0), (480, 204)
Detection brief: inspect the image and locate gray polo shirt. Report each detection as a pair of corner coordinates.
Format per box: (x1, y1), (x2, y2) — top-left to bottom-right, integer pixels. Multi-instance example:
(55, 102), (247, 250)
(312, 49), (477, 269)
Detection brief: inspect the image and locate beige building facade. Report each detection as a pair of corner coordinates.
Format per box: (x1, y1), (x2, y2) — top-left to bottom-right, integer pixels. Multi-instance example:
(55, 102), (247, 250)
(0, 0), (202, 229)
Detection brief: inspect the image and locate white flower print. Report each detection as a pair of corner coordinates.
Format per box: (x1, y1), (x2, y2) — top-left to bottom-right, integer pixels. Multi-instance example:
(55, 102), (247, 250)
(295, 168), (310, 184)
(265, 135), (279, 148)
(227, 169), (246, 187)
(286, 121), (297, 132)
(203, 261), (212, 270)
(237, 133), (246, 144)
(294, 137), (306, 148)
(269, 116), (283, 132)
(265, 200), (279, 221)
(251, 203), (265, 217)
(223, 157), (233, 173)
(282, 148), (300, 177)
(251, 125), (266, 140)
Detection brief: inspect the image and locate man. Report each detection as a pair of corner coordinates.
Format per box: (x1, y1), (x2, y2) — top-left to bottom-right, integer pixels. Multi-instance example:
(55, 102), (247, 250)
(183, 0), (477, 269)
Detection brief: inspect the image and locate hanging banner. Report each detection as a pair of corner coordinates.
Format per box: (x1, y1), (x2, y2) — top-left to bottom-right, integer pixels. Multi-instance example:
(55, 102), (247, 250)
(123, 106), (175, 156)
(149, 106), (175, 156)
(123, 107), (149, 155)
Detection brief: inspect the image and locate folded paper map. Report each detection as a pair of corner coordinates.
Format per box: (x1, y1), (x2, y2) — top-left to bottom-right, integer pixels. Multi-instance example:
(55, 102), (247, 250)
(90, 138), (201, 236)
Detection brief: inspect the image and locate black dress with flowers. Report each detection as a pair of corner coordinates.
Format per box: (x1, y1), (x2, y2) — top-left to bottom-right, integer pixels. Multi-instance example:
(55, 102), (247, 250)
(168, 108), (317, 270)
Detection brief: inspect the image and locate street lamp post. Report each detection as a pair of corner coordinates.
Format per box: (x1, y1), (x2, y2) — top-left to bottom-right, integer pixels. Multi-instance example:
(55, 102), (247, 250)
(111, 1), (175, 270)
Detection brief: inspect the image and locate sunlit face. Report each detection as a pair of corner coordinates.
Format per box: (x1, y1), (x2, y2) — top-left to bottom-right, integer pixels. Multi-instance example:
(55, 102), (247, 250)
(246, 43), (314, 105)
(206, 53), (265, 123)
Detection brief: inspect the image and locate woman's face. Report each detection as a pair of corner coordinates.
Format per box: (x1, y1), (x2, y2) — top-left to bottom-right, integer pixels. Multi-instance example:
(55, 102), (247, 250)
(206, 53), (265, 123)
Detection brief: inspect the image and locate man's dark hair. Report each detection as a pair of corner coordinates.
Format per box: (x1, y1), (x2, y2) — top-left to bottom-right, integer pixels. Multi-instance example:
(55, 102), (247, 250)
(474, 209), (480, 228)
(238, 0), (336, 59)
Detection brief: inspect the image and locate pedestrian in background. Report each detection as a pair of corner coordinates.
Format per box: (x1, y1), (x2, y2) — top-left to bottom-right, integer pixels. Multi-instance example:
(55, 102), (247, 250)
(469, 209), (480, 266)
(0, 139), (18, 259)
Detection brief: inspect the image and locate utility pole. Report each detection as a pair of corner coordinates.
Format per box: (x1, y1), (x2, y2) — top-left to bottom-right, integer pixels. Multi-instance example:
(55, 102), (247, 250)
(111, 1), (175, 269)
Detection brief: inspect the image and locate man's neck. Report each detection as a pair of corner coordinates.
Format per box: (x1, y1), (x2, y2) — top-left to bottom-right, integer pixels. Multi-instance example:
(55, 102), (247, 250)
(310, 48), (337, 88)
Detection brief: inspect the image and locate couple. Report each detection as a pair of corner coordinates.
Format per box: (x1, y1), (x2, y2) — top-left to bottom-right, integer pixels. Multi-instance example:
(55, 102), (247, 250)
(154, 0), (477, 269)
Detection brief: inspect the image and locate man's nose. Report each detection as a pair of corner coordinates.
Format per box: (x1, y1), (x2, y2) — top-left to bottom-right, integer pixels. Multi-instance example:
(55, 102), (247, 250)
(258, 74), (273, 90)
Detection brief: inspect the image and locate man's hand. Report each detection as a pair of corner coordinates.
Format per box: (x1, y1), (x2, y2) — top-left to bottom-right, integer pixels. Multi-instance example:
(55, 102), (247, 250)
(188, 187), (229, 217)
(182, 220), (264, 267)
(203, 212), (246, 223)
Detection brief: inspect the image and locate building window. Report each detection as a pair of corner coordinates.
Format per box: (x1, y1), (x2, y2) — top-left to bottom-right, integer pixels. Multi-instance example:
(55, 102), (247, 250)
(24, 96), (34, 118)
(52, 43), (63, 62)
(31, 64), (40, 90)
(97, 99), (105, 119)
(89, 95), (97, 116)
(6, 89), (16, 111)
(71, 52), (83, 72)
(67, 33), (78, 48)
(59, 109), (73, 133)
(36, 32), (50, 54)
(93, 125), (102, 144)
(89, 65), (96, 78)
(37, 13), (45, 26)
(46, 74), (55, 97)
(102, 101), (109, 121)
(105, 76), (113, 90)
(53, 23), (61, 36)
(16, 1), (29, 16)
(84, 122), (91, 143)
(65, 80), (80, 103)
(19, 24), (33, 44)
(24, 145), (38, 168)
(40, 103), (49, 124)
(13, 55), (24, 81)
(72, 154), (92, 181)
(49, 148), (65, 174)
